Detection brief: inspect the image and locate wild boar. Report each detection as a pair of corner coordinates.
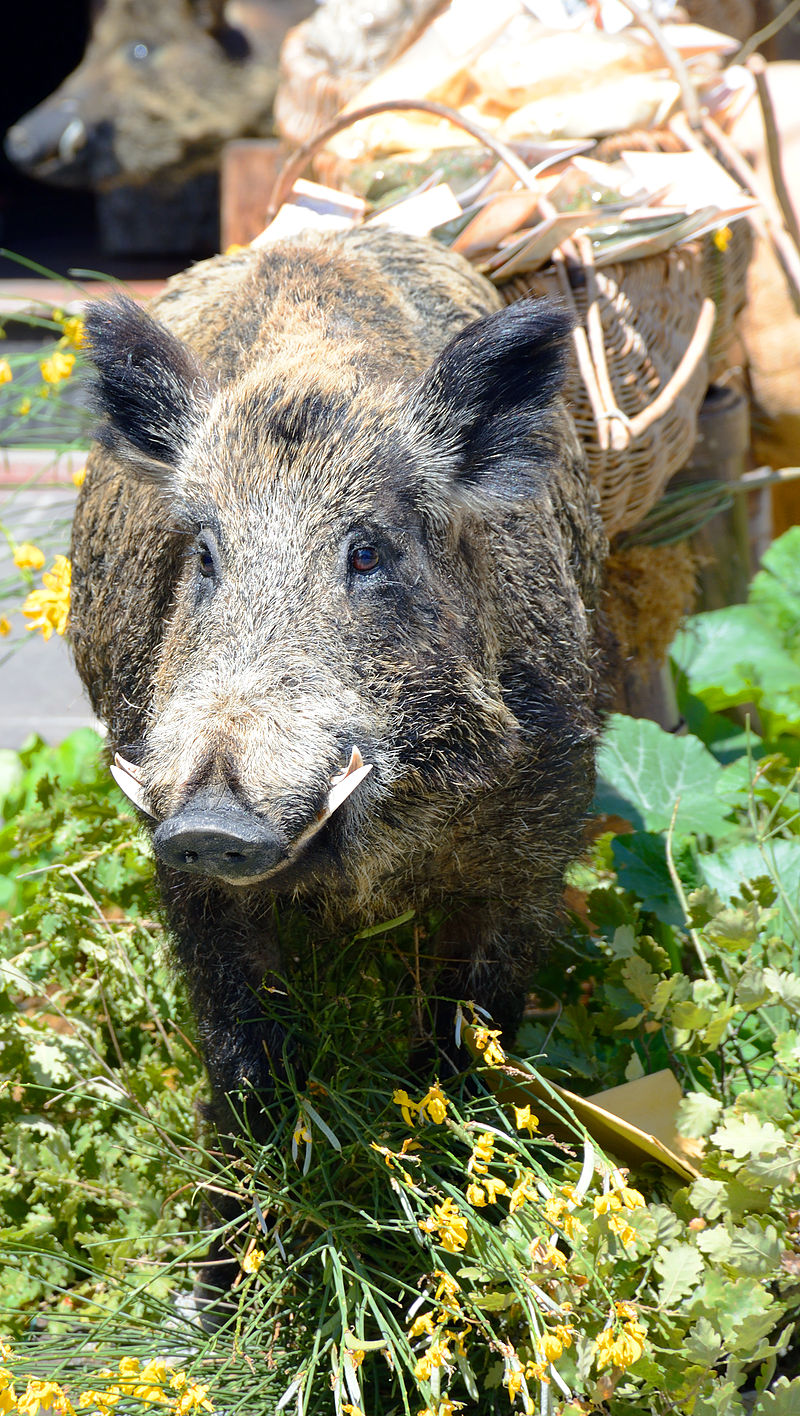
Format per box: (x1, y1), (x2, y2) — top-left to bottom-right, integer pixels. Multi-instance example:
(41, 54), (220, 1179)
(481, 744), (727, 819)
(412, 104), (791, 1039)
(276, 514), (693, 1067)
(4, 0), (313, 252)
(70, 225), (607, 1281)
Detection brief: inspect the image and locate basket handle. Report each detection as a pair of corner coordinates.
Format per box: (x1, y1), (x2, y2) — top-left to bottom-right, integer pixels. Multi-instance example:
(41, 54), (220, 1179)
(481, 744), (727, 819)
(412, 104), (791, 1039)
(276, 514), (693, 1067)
(265, 97), (539, 222)
(626, 297), (715, 441)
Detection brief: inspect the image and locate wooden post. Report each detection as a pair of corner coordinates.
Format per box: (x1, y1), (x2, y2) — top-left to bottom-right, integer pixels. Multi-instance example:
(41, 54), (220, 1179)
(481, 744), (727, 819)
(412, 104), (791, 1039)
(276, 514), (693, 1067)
(676, 383), (755, 610)
(220, 139), (287, 250)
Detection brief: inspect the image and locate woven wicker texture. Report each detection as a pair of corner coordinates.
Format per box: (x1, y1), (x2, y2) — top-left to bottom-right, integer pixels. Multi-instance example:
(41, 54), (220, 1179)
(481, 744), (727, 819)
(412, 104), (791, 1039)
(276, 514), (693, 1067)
(501, 248), (710, 536)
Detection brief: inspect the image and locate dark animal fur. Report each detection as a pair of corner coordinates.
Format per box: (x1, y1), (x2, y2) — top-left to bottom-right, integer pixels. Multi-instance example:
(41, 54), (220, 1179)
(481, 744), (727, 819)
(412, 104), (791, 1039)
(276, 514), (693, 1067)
(71, 226), (607, 1285)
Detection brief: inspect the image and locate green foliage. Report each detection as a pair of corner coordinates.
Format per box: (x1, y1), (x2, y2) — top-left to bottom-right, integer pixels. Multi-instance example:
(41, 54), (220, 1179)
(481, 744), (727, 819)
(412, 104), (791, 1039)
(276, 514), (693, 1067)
(2, 533), (800, 1413)
(0, 732), (203, 1320)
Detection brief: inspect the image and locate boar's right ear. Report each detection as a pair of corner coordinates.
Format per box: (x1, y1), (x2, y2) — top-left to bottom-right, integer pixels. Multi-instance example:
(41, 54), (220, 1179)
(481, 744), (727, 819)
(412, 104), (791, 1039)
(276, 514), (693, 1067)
(407, 299), (572, 503)
(85, 296), (210, 480)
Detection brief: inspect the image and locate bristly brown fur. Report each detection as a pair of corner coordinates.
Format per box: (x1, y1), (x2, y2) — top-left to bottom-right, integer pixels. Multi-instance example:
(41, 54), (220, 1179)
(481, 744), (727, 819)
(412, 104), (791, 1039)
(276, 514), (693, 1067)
(71, 229), (608, 1272)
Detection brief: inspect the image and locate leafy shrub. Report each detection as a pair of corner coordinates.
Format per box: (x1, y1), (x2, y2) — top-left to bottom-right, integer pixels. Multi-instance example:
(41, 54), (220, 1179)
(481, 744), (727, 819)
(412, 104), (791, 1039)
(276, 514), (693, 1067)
(0, 532), (799, 1414)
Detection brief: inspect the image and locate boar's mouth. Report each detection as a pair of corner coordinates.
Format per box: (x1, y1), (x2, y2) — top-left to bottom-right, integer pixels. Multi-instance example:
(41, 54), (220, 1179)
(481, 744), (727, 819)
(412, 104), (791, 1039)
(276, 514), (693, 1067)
(111, 747), (372, 884)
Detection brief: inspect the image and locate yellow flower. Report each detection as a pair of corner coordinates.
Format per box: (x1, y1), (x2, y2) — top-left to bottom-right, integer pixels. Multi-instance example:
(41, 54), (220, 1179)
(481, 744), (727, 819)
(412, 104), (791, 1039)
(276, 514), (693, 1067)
(169, 1374), (187, 1391)
(593, 1192), (621, 1217)
(409, 1312), (435, 1339)
(529, 1237), (567, 1271)
(504, 1367), (524, 1401)
(436, 1401), (464, 1416)
(607, 1212), (637, 1247)
(0, 359), (12, 384)
(512, 1104), (538, 1135)
(509, 1171), (537, 1214)
(713, 224), (732, 252)
(0, 616), (10, 637)
(242, 1246), (265, 1274)
(538, 1332), (563, 1363)
(433, 1269), (461, 1303)
(618, 1185), (646, 1210)
(341, 1406), (363, 1416)
(0, 1369), (17, 1416)
(78, 1390), (119, 1410)
(72, 465), (87, 488)
(593, 1319), (646, 1371)
(413, 1334), (452, 1382)
(419, 1197), (468, 1253)
(420, 1083), (449, 1125)
(467, 1131), (495, 1176)
(615, 1301), (638, 1321)
(524, 1359), (549, 1383)
(472, 1027), (506, 1067)
(174, 1383), (213, 1414)
(15, 397), (31, 415)
(13, 541), (46, 571)
(393, 1088), (420, 1126)
(552, 1324), (574, 1349)
(466, 1182), (487, 1207)
(22, 555), (71, 639)
(40, 349), (75, 384)
(59, 316), (86, 349)
(18, 1380), (76, 1416)
(0, 1344), (13, 1361)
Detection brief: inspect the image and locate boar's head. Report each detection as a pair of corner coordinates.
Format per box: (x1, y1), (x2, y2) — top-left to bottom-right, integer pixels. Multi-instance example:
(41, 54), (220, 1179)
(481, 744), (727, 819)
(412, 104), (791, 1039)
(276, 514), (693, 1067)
(5, 0), (311, 190)
(84, 288), (593, 915)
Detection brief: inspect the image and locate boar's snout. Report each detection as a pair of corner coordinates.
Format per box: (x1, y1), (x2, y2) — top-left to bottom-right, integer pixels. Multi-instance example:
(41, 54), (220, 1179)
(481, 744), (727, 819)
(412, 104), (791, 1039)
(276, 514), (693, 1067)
(153, 784), (287, 883)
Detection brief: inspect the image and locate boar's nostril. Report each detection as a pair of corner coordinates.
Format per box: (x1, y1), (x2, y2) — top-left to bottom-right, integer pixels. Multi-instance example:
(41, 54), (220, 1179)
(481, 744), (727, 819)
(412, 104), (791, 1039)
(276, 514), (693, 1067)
(153, 789), (287, 881)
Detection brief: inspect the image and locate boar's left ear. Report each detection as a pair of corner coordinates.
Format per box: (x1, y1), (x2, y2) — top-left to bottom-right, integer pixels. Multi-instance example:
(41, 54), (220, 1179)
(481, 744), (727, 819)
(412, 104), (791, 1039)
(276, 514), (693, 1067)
(85, 296), (210, 480)
(408, 299), (572, 501)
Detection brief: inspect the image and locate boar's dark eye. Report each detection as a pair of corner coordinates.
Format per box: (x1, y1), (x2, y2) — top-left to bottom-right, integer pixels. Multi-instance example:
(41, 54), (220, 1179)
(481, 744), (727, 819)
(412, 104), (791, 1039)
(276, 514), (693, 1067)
(349, 545), (381, 574)
(197, 528), (219, 580)
(126, 41), (150, 62)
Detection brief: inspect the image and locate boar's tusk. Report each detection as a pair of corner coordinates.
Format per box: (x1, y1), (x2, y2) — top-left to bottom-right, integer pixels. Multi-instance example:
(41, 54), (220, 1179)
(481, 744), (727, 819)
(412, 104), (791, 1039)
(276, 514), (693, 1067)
(325, 761), (373, 818)
(58, 118), (87, 163)
(330, 744), (364, 785)
(291, 749), (372, 855)
(110, 753), (154, 817)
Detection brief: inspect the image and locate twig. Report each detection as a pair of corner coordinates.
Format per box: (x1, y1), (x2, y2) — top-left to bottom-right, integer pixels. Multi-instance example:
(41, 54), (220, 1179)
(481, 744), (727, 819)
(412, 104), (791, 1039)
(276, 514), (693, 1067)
(664, 798), (715, 984)
(747, 53), (800, 254)
(735, 0), (800, 65)
(698, 113), (800, 316)
(611, 0), (700, 128)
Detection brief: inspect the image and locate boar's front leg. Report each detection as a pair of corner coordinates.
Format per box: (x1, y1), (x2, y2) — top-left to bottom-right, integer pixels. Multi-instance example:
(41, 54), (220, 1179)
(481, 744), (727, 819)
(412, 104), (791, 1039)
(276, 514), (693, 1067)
(418, 909), (533, 1072)
(159, 873), (291, 1304)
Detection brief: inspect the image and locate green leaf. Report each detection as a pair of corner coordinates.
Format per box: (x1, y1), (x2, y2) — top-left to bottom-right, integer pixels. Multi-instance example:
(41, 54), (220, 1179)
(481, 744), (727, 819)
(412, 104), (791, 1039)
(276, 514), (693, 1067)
(689, 1178), (727, 1220)
(749, 526), (800, 651)
(672, 603), (800, 731)
(596, 715), (734, 838)
(654, 1243), (704, 1305)
(692, 1272), (776, 1346)
(683, 1317), (725, 1367)
(620, 953), (660, 1007)
(752, 1378), (800, 1415)
(611, 832), (684, 925)
(676, 1093), (722, 1140)
(711, 1115), (786, 1161)
(728, 1218), (783, 1277)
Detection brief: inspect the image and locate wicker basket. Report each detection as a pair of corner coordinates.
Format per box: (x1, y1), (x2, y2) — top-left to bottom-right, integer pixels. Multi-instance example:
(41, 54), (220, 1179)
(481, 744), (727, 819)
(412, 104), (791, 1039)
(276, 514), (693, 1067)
(500, 246), (712, 536)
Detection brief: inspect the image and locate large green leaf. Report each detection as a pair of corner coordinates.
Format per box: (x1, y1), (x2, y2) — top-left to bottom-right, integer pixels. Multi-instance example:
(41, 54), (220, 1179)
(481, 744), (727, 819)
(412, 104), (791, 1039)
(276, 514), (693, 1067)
(596, 714), (734, 839)
(749, 526), (800, 652)
(672, 605), (800, 736)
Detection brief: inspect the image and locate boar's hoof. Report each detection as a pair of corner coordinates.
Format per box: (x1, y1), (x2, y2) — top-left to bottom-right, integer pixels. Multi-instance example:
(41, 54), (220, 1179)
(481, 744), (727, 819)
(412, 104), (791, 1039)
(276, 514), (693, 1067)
(153, 786), (286, 882)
